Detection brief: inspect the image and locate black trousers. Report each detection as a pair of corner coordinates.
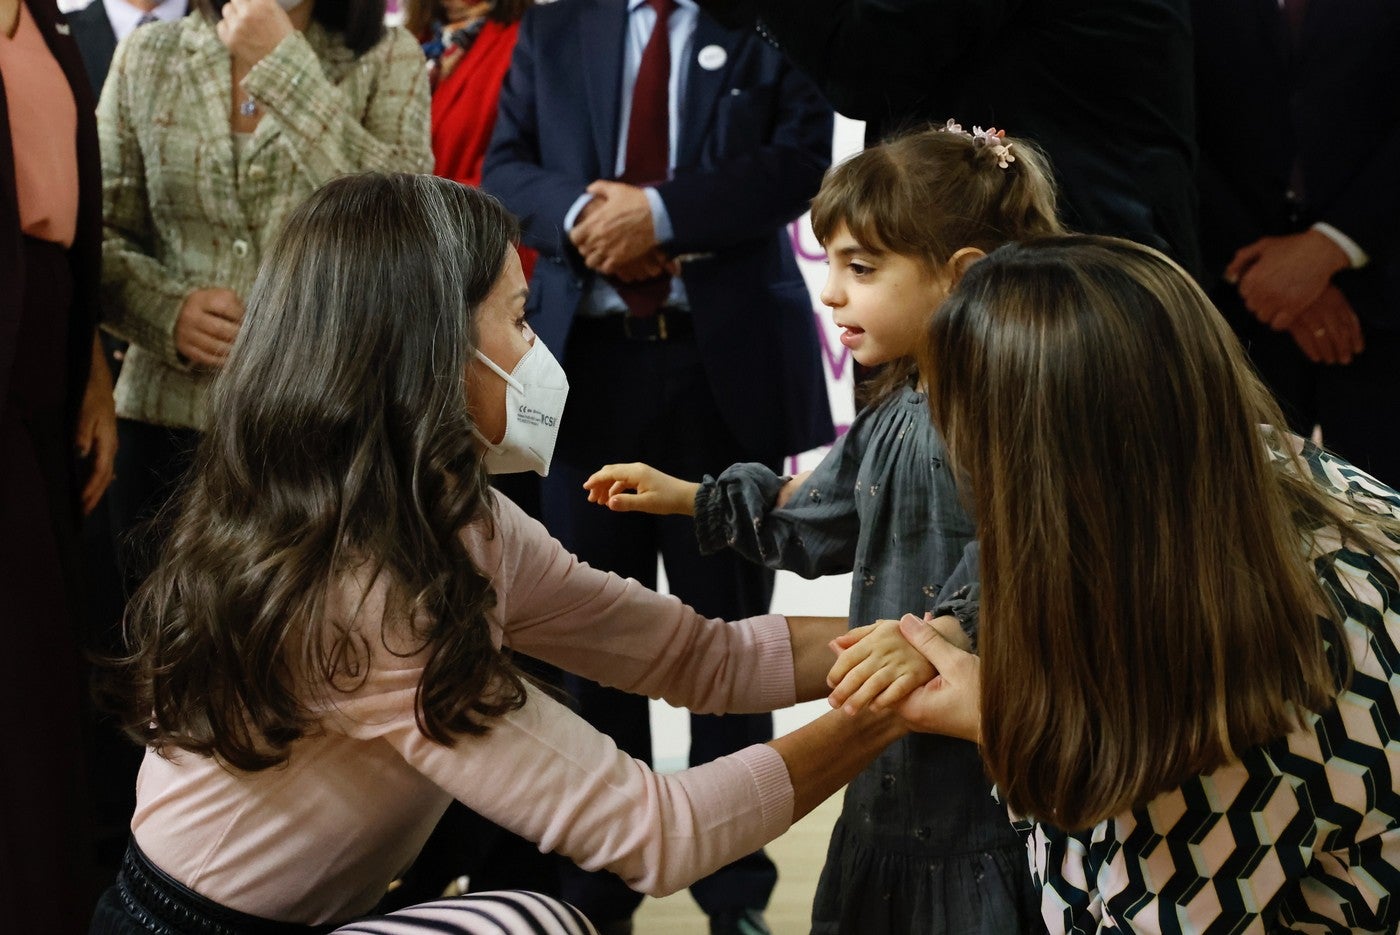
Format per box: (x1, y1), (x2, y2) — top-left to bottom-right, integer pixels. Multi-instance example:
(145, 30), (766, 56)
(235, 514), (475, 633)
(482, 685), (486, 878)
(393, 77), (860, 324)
(0, 235), (95, 933)
(108, 417), (201, 590)
(542, 319), (778, 924)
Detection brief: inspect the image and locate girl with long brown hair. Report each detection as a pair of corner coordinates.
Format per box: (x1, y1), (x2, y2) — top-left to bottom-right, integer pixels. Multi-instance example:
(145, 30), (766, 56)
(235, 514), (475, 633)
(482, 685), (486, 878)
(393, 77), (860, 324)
(837, 235), (1400, 932)
(93, 172), (907, 935)
(583, 123), (1063, 934)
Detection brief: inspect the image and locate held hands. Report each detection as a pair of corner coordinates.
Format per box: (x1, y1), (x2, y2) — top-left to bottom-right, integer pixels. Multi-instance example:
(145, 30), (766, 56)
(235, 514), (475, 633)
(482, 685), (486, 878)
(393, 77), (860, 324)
(216, 0), (296, 67)
(583, 462), (699, 516)
(828, 613), (982, 742)
(826, 616), (936, 715)
(890, 614), (981, 742)
(175, 288), (245, 369)
(76, 335), (117, 515)
(1225, 229), (1350, 330)
(1287, 285), (1365, 365)
(569, 181), (659, 276)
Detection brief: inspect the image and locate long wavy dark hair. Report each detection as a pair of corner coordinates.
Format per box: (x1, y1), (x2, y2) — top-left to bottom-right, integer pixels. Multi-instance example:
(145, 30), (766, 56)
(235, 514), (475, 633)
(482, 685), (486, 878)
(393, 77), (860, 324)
(117, 173), (526, 771)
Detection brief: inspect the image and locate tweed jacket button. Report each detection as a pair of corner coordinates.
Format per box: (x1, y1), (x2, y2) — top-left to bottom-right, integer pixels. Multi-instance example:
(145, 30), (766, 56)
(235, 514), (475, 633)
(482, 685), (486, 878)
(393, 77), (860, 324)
(232, 239), (250, 258)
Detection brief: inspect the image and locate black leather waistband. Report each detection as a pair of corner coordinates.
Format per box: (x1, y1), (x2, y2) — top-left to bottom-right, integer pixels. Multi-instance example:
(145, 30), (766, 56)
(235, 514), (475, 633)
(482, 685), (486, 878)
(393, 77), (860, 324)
(114, 841), (336, 935)
(572, 310), (694, 342)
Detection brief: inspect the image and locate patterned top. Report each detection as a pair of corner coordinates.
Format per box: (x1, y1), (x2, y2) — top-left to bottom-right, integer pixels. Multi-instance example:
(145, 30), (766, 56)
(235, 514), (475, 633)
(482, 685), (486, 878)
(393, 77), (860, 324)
(98, 12), (432, 429)
(1029, 441), (1400, 934)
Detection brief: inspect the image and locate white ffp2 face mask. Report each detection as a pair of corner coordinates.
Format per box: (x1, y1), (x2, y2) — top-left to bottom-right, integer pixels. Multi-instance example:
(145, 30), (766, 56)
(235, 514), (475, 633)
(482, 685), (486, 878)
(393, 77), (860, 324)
(276, 0), (306, 11)
(471, 342), (569, 476)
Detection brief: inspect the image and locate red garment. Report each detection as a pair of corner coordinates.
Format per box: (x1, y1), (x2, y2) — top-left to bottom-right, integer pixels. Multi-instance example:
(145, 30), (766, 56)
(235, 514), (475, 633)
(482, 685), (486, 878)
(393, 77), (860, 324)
(430, 18), (516, 187)
(429, 18), (535, 278)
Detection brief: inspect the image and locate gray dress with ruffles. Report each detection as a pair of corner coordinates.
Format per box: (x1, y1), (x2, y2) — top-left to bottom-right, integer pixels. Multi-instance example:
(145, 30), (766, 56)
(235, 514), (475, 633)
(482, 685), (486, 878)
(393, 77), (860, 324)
(694, 384), (1041, 934)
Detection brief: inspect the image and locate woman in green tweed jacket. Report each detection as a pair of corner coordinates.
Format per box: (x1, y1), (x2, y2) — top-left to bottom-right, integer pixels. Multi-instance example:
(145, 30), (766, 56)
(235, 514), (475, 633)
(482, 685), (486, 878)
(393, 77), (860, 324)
(97, 0), (432, 572)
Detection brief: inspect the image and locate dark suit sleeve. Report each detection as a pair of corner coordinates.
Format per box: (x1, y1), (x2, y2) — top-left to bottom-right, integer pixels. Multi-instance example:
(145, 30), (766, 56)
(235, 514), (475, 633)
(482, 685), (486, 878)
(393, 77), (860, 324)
(656, 55), (832, 253)
(1317, 123), (1400, 261)
(695, 0), (1021, 122)
(1195, 152), (1261, 281)
(481, 9), (591, 259)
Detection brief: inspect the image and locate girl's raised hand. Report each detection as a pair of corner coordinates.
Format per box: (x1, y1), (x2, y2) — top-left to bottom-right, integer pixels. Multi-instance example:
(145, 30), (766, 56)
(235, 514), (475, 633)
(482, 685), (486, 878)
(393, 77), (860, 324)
(583, 462), (700, 516)
(826, 615), (936, 715)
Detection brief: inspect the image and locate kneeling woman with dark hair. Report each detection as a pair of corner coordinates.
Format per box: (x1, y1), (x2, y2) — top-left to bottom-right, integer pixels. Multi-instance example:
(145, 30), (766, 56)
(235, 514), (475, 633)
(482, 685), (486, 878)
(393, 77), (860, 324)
(90, 173), (901, 935)
(832, 235), (1400, 933)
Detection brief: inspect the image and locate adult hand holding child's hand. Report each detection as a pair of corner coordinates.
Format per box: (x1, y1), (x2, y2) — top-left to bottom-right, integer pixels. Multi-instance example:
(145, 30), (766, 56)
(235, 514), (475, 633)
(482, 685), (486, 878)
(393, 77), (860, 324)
(892, 614), (981, 742)
(827, 613), (982, 742)
(826, 614), (938, 715)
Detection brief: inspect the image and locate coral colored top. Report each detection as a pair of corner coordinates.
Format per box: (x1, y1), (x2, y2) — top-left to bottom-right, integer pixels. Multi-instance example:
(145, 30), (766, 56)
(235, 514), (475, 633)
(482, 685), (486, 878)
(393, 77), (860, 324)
(0, 0), (77, 247)
(131, 493), (797, 926)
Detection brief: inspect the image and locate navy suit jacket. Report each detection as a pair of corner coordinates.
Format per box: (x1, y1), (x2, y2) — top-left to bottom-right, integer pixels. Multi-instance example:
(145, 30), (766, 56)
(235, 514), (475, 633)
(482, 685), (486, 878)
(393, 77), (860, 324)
(66, 0), (117, 97)
(482, 0), (835, 464)
(1194, 0), (1400, 330)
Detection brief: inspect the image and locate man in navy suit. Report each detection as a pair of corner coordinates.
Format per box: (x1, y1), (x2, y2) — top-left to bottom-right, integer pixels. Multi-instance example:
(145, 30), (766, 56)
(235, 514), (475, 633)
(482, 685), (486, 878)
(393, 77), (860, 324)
(1194, 0), (1399, 487)
(66, 0), (185, 98)
(482, 2), (833, 932)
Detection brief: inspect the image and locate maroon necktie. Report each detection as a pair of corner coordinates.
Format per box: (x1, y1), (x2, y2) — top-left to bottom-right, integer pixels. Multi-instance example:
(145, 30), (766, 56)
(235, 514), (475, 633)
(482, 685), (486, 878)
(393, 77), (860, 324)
(611, 0), (677, 318)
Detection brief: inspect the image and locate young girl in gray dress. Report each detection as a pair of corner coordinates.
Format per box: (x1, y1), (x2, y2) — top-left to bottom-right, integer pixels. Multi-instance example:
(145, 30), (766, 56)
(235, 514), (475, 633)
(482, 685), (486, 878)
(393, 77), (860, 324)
(584, 124), (1063, 934)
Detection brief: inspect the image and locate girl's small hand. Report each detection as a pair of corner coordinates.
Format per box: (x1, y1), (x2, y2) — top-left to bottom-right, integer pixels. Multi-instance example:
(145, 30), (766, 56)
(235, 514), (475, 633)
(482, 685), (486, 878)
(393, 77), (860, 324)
(582, 462), (700, 516)
(217, 0), (296, 67)
(826, 615), (936, 715)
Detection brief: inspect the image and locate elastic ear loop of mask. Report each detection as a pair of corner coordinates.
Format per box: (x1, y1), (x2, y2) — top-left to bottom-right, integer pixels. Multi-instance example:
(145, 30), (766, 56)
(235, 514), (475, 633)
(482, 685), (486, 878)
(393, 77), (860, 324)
(470, 347), (532, 451)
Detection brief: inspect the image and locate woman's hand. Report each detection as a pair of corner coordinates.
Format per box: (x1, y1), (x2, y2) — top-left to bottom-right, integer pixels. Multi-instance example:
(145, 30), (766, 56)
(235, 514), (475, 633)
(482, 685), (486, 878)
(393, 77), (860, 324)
(175, 288), (244, 369)
(583, 462), (699, 516)
(76, 334), (117, 515)
(217, 0), (296, 67)
(894, 614), (982, 742)
(826, 615), (936, 715)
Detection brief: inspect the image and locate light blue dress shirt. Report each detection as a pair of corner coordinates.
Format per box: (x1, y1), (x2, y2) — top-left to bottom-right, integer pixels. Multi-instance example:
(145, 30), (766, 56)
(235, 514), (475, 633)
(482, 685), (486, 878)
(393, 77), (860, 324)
(566, 0), (697, 315)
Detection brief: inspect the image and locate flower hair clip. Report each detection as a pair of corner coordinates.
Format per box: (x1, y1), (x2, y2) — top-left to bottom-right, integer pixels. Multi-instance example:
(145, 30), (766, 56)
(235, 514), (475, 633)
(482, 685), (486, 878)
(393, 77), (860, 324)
(939, 119), (1017, 169)
(972, 126), (1016, 169)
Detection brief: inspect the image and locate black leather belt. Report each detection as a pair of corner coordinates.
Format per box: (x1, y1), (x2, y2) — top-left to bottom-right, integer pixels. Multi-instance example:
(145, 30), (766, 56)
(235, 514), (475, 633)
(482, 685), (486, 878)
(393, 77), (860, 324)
(573, 310), (694, 342)
(107, 840), (336, 934)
